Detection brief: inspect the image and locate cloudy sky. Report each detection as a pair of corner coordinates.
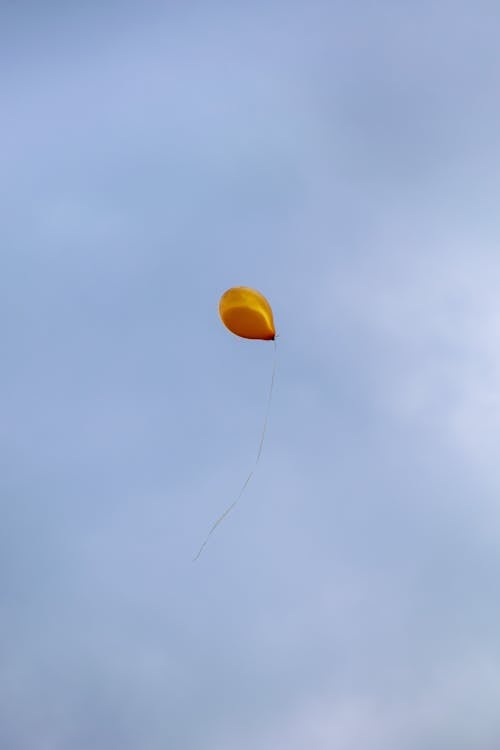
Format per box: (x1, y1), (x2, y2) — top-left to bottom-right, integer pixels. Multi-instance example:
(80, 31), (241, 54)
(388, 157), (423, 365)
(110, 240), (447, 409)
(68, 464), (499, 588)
(2, 1), (500, 747)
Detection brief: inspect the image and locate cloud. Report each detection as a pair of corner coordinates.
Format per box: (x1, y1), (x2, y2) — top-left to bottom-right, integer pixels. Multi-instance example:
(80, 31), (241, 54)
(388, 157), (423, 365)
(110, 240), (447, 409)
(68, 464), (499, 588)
(221, 649), (500, 749)
(316, 236), (500, 485)
(2, 2), (500, 749)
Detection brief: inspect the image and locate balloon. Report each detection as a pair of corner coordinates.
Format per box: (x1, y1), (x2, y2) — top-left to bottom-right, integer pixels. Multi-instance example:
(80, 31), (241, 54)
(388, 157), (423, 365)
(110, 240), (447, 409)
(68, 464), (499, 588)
(194, 287), (277, 560)
(219, 286), (275, 341)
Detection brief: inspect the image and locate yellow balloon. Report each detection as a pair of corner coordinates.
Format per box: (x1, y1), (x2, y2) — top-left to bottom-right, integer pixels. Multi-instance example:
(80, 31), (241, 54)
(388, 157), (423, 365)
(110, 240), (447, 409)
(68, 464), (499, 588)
(219, 287), (275, 340)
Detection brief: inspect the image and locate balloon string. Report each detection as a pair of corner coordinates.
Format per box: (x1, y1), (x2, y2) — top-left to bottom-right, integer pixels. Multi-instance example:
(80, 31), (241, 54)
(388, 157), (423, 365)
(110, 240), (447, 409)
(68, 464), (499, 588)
(193, 338), (277, 561)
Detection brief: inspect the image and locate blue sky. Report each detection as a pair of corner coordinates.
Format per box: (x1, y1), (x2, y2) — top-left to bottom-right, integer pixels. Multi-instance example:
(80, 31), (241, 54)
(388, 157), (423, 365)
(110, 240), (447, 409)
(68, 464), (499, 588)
(2, 2), (500, 747)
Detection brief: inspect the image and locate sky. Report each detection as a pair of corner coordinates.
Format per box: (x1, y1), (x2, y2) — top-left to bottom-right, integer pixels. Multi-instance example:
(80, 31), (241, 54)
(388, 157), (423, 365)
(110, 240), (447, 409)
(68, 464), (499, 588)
(2, 1), (500, 747)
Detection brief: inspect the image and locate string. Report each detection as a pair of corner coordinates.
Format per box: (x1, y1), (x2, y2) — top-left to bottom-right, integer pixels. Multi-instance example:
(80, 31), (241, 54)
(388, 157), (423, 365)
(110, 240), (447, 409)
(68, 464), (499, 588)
(193, 338), (277, 561)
